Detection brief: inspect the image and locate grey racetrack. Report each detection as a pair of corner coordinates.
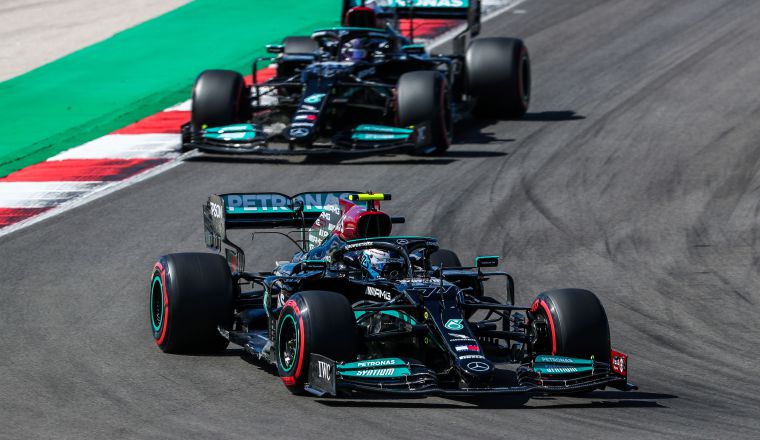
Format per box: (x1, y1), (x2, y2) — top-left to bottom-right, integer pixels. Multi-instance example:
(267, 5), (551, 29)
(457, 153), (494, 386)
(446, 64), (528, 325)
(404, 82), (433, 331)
(2, 0), (760, 438)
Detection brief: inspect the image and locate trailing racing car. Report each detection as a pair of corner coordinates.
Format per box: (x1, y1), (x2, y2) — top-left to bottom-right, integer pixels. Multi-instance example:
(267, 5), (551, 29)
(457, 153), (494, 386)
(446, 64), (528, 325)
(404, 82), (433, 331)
(181, 0), (531, 155)
(149, 192), (635, 397)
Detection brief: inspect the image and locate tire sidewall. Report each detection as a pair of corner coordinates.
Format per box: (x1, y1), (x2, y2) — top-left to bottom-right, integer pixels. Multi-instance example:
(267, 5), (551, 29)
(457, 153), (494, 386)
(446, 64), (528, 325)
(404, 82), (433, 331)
(532, 288), (610, 362)
(149, 253), (234, 354)
(150, 257), (172, 350)
(276, 296), (310, 392)
(429, 249), (462, 267)
(397, 71), (451, 155)
(191, 70), (245, 131)
(275, 291), (357, 393)
(466, 38), (530, 118)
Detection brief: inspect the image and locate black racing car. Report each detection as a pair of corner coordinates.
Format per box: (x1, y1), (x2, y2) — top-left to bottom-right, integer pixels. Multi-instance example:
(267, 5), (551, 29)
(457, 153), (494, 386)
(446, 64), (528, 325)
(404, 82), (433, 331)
(149, 192), (635, 397)
(180, 1), (531, 155)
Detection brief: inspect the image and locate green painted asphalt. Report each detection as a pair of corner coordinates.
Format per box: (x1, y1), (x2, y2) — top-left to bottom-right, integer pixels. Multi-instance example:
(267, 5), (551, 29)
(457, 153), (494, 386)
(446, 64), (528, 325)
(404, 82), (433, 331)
(0, 0), (339, 177)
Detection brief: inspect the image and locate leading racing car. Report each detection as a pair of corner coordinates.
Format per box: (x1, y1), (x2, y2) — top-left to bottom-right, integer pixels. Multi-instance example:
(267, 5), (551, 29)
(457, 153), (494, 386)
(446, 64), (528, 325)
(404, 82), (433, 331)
(148, 192), (635, 397)
(181, 1), (531, 155)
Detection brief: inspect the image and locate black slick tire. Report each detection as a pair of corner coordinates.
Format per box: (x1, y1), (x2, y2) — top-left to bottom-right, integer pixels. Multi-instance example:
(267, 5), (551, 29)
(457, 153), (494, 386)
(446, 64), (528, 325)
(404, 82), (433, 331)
(531, 288), (610, 362)
(149, 253), (234, 354)
(191, 69), (246, 131)
(430, 249), (462, 267)
(276, 291), (357, 394)
(466, 37), (531, 118)
(397, 70), (452, 155)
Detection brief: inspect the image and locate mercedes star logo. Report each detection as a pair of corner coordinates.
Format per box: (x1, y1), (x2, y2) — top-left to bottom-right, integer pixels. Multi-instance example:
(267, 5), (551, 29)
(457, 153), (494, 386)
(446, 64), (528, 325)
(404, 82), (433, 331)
(467, 361), (490, 372)
(289, 127), (310, 138)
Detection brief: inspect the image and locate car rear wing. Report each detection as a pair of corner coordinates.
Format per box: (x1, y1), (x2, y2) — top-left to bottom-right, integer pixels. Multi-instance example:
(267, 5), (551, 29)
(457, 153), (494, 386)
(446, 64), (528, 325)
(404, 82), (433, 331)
(204, 191), (363, 235)
(345, 0), (481, 36)
(203, 192), (364, 270)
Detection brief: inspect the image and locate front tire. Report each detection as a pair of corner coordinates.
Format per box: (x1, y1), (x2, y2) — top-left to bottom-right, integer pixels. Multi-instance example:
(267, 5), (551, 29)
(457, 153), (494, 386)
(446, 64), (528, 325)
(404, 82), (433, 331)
(430, 249), (462, 267)
(531, 288), (610, 362)
(276, 291), (357, 394)
(466, 38), (531, 118)
(397, 71), (452, 155)
(149, 253), (234, 354)
(191, 69), (246, 131)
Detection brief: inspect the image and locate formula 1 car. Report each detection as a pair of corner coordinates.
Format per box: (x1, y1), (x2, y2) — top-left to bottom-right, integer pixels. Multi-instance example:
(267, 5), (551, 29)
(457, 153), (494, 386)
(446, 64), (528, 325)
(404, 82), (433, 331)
(149, 192), (635, 397)
(180, 1), (531, 155)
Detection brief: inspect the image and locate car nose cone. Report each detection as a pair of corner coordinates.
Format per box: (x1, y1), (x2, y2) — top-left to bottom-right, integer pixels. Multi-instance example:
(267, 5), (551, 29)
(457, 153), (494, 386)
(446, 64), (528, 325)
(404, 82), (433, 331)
(455, 357), (494, 378)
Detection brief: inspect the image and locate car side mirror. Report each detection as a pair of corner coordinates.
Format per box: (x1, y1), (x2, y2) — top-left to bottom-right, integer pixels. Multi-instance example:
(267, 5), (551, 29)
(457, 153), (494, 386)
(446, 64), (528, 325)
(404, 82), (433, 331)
(475, 256), (499, 268)
(266, 44), (284, 54)
(401, 44), (425, 55)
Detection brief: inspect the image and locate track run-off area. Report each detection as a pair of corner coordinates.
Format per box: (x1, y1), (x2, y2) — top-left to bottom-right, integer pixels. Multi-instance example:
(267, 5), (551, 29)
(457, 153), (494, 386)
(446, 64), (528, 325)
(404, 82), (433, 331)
(2, 0), (760, 438)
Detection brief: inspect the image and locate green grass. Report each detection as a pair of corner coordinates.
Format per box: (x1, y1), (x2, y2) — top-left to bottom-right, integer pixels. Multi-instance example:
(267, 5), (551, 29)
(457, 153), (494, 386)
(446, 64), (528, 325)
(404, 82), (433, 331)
(0, 0), (340, 177)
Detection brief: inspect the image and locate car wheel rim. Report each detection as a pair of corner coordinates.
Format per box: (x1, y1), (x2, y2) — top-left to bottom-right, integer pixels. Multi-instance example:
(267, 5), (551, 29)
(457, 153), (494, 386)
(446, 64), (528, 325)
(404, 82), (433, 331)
(278, 314), (299, 373)
(150, 275), (164, 333)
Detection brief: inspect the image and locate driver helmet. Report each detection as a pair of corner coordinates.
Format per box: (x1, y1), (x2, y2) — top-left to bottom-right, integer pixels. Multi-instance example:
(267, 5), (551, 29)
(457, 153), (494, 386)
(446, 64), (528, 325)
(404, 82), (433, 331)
(342, 38), (369, 62)
(360, 249), (405, 280)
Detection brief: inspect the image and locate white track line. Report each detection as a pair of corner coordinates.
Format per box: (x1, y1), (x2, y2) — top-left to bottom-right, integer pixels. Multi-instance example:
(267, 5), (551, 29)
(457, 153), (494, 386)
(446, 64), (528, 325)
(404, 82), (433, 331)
(163, 100), (191, 112)
(0, 182), (105, 208)
(49, 134), (180, 160)
(0, 157), (186, 235)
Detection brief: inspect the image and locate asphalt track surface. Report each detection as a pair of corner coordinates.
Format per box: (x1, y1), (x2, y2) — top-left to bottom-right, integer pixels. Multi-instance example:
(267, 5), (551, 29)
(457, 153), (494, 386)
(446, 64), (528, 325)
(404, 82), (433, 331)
(0, 0), (189, 81)
(2, 0), (760, 438)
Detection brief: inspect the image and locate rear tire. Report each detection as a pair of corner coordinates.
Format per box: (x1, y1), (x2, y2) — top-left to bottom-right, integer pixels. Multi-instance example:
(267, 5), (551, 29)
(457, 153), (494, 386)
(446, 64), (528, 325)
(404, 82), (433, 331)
(397, 70), (452, 155)
(276, 291), (357, 394)
(466, 38), (531, 118)
(191, 69), (246, 131)
(531, 288), (610, 362)
(149, 253), (234, 353)
(430, 249), (462, 267)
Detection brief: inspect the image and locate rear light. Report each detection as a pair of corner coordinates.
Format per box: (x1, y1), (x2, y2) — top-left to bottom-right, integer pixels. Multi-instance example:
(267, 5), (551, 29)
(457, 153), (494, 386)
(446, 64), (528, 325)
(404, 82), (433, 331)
(610, 349), (628, 377)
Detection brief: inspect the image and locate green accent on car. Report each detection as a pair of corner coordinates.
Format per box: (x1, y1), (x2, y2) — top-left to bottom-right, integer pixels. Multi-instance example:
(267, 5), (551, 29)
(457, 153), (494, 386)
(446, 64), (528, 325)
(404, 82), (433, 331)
(355, 125), (413, 134)
(304, 93), (326, 104)
(278, 314), (299, 373)
(337, 357), (411, 377)
(202, 124), (257, 141)
(313, 26), (386, 33)
(475, 255), (500, 267)
(225, 192), (365, 214)
(535, 355), (594, 365)
(533, 365), (594, 375)
(444, 319), (463, 330)
(338, 357), (405, 369)
(352, 125), (413, 142)
(533, 355), (595, 375)
(0, 0), (341, 178)
(401, 44), (426, 53)
(339, 367), (411, 377)
(150, 275), (164, 332)
(354, 310), (417, 325)
(475, 255), (500, 261)
(353, 132), (411, 141)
